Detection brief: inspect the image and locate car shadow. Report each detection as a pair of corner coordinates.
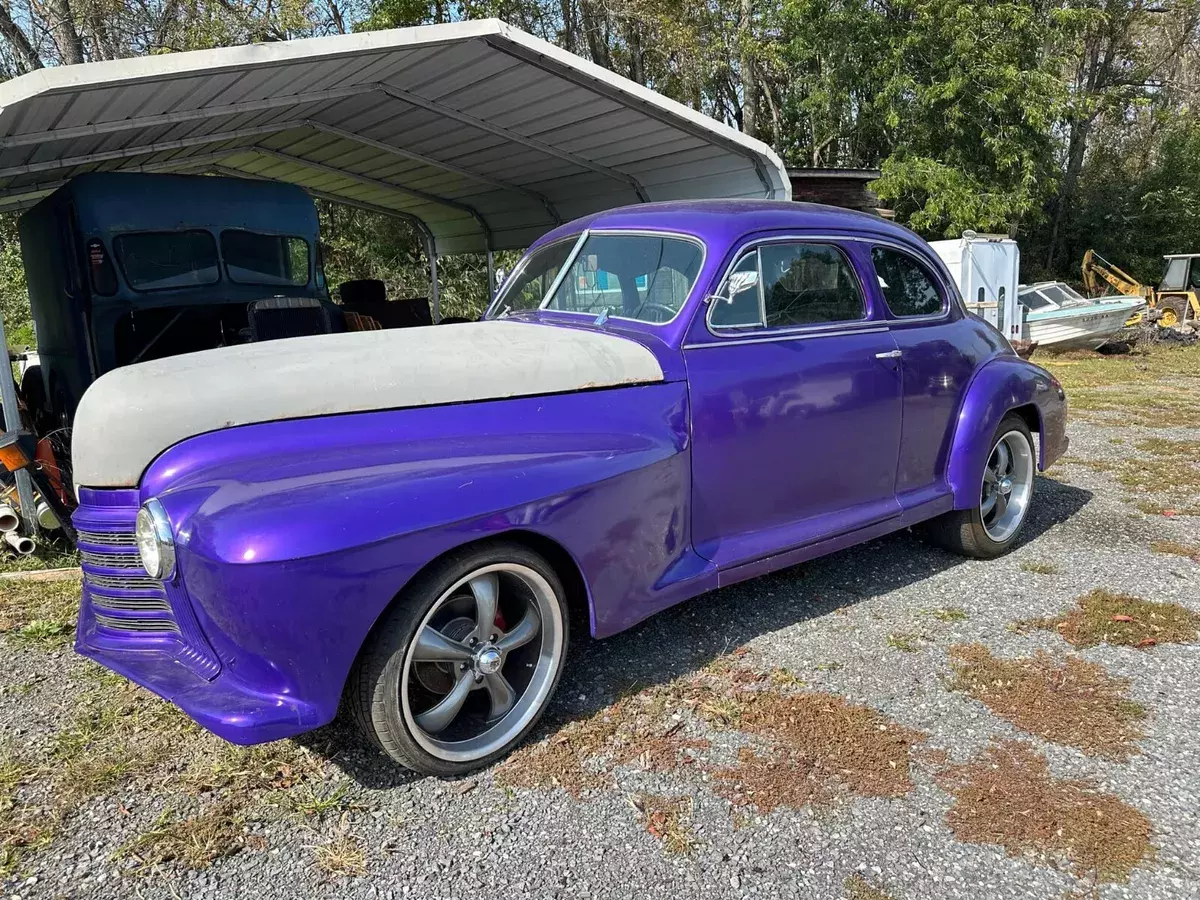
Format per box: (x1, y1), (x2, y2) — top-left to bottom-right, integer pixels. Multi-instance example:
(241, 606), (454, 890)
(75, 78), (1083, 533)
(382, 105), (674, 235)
(306, 475), (1092, 789)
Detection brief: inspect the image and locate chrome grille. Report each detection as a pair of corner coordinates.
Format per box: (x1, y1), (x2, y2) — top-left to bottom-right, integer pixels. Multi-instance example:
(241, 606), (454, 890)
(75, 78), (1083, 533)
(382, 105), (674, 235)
(77, 530), (137, 548)
(85, 572), (160, 591)
(94, 612), (179, 633)
(80, 549), (143, 569)
(90, 595), (172, 613)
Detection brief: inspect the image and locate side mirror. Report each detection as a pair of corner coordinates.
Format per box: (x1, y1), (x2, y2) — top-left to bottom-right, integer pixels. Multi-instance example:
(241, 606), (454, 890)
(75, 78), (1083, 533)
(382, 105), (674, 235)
(707, 268), (759, 304)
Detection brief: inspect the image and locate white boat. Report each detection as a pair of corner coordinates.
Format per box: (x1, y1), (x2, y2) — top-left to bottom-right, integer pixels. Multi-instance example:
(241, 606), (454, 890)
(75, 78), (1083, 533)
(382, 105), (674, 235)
(1017, 282), (1144, 350)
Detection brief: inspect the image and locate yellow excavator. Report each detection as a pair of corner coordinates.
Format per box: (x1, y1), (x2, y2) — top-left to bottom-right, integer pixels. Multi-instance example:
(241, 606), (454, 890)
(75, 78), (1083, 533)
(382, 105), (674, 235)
(1082, 249), (1200, 327)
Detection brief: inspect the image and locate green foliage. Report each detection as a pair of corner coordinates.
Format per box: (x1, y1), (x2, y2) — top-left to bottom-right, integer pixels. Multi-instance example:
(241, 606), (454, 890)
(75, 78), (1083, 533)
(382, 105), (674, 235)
(0, 215), (31, 350)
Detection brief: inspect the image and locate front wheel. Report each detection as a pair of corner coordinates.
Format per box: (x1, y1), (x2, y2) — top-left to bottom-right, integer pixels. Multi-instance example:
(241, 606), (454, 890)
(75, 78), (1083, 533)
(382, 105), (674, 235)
(348, 542), (569, 776)
(922, 414), (1036, 559)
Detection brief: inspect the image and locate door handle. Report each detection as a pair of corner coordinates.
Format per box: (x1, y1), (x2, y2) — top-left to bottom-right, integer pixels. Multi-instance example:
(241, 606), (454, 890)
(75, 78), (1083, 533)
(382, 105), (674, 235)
(875, 349), (902, 359)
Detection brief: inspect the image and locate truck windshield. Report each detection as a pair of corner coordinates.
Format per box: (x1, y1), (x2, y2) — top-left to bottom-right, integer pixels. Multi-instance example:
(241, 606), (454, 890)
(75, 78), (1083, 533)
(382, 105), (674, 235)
(113, 231), (219, 291)
(490, 232), (704, 324)
(221, 230), (310, 286)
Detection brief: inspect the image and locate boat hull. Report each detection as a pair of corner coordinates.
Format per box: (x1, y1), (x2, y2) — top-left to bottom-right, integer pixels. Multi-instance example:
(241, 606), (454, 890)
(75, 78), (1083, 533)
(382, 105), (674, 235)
(1022, 302), (1143, 350)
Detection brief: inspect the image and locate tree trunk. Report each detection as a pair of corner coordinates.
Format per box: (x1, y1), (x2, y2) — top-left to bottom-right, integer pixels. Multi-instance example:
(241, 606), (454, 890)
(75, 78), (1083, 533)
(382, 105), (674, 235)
(559, 0), (576, 54)
(739, 0), (757, 139)
(49, 0), (84, 65)
(0, 3), (44, 71)
(1045, 115), (1092, 271)
(580, 0), (611, 70)
(624, 19), (645, 85)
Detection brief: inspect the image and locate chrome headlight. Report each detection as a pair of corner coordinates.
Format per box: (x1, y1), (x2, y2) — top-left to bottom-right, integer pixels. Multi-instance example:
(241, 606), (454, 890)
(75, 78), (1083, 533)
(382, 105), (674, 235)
(135, 498), (175, 580)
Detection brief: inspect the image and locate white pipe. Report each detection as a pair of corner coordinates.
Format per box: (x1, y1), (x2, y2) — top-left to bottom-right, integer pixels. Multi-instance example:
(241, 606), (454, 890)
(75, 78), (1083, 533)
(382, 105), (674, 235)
(35, 501), (60, 531)
(0, 504), (18, 533)
(4, 531), (34, 556)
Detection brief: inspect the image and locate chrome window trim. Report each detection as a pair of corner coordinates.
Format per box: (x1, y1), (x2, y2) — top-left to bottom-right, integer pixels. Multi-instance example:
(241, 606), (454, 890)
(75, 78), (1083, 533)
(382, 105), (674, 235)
(868, 243), (951, 322)
(696, 232), (959, 343)
(704, 235), (872, 337)
(485, 232), (584, 318)
(684, 324), (891, 350)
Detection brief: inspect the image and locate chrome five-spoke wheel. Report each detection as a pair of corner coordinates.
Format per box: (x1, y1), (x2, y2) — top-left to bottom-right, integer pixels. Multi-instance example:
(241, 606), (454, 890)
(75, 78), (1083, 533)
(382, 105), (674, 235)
(350, 544), (568, 775)
(980, 429), (1034, 542)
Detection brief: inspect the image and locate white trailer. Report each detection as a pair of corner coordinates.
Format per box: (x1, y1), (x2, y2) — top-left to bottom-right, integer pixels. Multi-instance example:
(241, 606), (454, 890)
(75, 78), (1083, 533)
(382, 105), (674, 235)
(930, 233), (1022, 344)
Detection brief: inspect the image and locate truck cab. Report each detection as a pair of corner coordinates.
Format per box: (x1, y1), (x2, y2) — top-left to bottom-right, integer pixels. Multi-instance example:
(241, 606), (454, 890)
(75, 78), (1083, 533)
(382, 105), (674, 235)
(18, 172), (332, 434)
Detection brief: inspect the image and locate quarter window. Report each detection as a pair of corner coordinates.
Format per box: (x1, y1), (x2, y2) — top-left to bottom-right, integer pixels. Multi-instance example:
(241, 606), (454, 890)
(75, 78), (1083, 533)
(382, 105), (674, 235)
(710, 242), (865, 329)
(872, 247), (944, 317)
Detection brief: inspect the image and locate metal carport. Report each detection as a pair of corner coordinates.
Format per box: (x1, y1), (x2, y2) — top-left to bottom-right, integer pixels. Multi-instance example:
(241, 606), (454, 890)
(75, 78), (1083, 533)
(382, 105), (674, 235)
(0, 18), (789, 261)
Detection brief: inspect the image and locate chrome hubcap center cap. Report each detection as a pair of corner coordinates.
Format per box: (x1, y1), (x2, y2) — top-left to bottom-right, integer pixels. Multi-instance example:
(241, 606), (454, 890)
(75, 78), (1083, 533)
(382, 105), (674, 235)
(998, 476), (1013, 495)
(475, 646), (502, 675)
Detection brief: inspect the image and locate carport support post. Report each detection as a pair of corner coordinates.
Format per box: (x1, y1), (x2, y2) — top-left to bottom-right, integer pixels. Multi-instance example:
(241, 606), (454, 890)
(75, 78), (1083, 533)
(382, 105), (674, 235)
(0, 313), (38, 534)
(426, 234), (440, 323)
(486, 250), (496, 300)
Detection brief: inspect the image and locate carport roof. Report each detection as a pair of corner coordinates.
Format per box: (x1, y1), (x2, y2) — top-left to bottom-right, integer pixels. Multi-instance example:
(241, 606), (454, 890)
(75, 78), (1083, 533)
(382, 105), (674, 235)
(0, 20), (790, 254)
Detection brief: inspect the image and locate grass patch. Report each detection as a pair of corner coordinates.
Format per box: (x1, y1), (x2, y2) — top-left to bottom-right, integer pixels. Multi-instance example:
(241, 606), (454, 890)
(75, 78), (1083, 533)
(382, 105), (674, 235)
(845, 874), (894, 900)
(886, 632), (924, 652)
(1023, 589), (1200, 649)
(313, 831), (367, 878)
(937, 741), (1153, 884)
(0, 536), (78, 575)
(1151, 540), (1200, 562)
(927, 607), (968, 623)
(0, 576), (79, 643)
(633, 794), (697, 855)
(115, 801), (247, 872)
(948, 644), (1145, 759)
(1020, 560), (1059, 575)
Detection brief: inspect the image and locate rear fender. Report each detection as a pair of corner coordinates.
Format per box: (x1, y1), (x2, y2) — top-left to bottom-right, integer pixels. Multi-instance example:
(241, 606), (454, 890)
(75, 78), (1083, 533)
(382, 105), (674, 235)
(946, 356), (1058, 509)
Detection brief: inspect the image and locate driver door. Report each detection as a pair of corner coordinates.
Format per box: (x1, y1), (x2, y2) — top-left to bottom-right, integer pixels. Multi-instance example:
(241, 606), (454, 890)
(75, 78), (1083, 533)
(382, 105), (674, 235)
(684, 238), (904, 569)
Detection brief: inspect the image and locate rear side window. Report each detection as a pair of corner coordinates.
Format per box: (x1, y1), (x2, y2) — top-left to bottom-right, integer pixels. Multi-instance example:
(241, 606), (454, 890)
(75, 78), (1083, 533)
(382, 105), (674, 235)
(872, 247), (944, 317)
(710, 242), (865, 329)
(114, 231), (219, 292)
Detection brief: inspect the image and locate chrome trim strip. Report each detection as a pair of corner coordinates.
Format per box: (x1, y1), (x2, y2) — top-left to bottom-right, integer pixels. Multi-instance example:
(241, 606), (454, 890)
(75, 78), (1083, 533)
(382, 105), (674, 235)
(539, 228), (590, 308)
(684, 325), (890, 349)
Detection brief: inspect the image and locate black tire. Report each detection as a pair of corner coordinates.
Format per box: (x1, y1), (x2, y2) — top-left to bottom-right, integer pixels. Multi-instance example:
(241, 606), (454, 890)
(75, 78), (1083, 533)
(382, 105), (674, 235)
(347, 541), (569, 776)
(922, 414), (1036, 559)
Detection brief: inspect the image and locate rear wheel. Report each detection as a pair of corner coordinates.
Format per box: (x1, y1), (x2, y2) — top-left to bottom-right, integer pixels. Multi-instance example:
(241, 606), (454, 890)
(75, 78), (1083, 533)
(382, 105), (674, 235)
(922, 414), (1036, 559)
(1157, 297), (1190, 328)
(348, 542), (569, 776)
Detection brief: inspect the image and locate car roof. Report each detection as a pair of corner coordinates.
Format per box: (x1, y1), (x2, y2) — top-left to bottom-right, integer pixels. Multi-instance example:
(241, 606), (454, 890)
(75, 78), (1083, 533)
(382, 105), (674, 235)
(530, 199), (926, 253)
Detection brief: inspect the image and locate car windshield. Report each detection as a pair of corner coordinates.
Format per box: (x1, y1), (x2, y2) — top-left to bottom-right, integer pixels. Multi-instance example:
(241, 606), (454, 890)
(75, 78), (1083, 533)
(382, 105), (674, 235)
(113, 230), (219, 291)
(490, 233), (704, 324)
(221, 230), (310, 286)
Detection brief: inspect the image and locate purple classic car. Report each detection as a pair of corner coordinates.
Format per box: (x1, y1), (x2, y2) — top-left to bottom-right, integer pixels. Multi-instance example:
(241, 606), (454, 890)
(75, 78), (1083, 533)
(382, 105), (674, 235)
(69, 200), (1068, 775)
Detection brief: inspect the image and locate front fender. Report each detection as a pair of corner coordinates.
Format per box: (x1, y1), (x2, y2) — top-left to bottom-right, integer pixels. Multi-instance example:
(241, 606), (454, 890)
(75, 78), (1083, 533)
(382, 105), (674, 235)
(946, 356), (1067, 509)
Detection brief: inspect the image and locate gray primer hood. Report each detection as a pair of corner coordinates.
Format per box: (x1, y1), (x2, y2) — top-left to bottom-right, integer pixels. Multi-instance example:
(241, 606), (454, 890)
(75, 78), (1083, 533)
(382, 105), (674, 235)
(71, 320), (664, 490)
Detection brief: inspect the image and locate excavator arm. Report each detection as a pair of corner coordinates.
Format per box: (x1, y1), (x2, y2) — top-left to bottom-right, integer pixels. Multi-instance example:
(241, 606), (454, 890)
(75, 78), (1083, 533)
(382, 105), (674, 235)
(1081, 249), (1149, 299)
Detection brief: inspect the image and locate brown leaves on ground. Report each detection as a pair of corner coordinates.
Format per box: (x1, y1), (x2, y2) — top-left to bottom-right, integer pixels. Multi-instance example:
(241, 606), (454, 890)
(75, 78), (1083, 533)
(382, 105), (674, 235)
(1022, 589), (1200, 650)
(709, 690), (926, 813)
(937, 741), (1153, 885)
(1151, 540), (1200, 563)
(948, 644), (1145, 760)
(632, 794), (697, 855)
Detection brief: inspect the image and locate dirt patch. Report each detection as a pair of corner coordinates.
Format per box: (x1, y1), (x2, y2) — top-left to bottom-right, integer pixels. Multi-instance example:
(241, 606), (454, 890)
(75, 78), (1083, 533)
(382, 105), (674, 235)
(948, 643), (1145, 759)
(937, 741), (1153, 884)
(844, 873), (894, 900)
(1020, 560), (1059, 575)
(1022, 589), (1200, 650)
(0, 576), (79, 644)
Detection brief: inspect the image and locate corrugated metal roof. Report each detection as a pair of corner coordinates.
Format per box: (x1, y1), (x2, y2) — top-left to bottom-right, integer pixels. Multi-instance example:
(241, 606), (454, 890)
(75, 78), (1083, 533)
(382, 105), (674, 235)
(0, 20), (789, 253)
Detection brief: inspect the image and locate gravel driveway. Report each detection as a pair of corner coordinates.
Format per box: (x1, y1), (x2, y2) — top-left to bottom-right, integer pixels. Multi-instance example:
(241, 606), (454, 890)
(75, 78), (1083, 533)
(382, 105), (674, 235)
(2, 348), (1199, 900)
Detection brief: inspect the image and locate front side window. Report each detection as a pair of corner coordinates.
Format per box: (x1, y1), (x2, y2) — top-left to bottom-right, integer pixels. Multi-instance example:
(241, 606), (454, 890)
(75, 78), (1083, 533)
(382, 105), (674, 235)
(872, 247), (944, 317)
(543, 233), (704, 323)
(1161, 258), (1187, 291)
(221, 230), (309, 286)
(113, 230), (219, 292)
(710, 242), (865, 330)
(490, 238), (576, 316)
